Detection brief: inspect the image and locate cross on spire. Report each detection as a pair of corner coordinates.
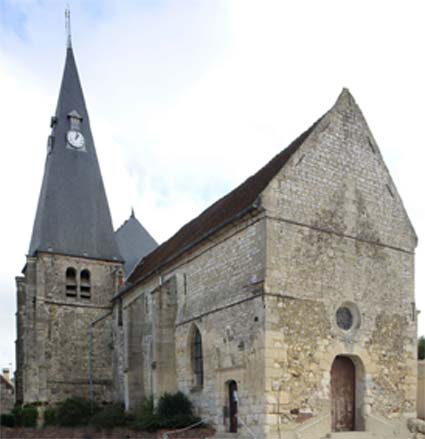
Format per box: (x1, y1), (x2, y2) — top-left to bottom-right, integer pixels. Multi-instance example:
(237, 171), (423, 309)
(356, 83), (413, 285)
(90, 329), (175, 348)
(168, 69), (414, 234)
(65, 5), (72, 48)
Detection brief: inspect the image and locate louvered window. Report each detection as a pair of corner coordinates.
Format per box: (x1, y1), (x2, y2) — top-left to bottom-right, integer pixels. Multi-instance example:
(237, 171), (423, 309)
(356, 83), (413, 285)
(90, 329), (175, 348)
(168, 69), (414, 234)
(65, 268), (77, 296)
(80, 269), (91, 299)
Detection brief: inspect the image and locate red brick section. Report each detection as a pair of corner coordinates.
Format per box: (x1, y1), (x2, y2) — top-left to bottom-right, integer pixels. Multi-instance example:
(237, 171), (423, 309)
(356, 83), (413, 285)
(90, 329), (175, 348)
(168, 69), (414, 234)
(127, 114), (324, 288)
(1, 427), (215, 439)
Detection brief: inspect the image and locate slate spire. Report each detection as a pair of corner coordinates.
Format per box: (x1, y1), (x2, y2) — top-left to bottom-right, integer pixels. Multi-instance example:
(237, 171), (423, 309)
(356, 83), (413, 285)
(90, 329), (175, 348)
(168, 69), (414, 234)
(28, 43), (122, 262)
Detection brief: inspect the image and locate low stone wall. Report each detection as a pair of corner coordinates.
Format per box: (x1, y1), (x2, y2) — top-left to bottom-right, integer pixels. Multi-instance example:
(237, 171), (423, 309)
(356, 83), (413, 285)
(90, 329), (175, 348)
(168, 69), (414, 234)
(1, 427), (215, 439)
(418, 360), (425, 420)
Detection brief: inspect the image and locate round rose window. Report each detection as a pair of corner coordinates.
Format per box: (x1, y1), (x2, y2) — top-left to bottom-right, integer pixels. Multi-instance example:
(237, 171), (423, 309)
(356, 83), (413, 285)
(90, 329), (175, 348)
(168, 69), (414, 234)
(336, 306), (354, 330)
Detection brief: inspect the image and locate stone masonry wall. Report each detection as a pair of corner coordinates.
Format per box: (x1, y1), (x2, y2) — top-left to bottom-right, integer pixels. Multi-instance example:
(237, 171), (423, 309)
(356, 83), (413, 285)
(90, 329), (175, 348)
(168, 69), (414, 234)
(175, 296), (266, 436)
(152, 276), (178, 398)
(15, 275), (26, 404)
(112, 299), (125, 404)
(118, 90), (417, 439)
(260, 90), (417, 438)
(418, 361), (425, 420)
(1, 378), (15, 414)
(121, 214), (268, 437)
(17, 252), (123, 405)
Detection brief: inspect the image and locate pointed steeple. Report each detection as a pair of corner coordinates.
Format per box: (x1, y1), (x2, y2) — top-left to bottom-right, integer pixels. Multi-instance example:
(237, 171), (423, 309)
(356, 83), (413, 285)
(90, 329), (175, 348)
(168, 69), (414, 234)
(28, 43), (122, 261)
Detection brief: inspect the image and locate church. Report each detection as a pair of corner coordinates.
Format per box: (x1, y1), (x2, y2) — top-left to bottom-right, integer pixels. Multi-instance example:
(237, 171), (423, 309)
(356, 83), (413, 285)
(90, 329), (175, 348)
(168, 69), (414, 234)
(15, 33), (418, 439)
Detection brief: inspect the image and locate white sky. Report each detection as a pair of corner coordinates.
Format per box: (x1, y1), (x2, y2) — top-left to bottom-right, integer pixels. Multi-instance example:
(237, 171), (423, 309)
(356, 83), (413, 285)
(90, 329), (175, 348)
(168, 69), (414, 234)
(0, 0), (424, 373)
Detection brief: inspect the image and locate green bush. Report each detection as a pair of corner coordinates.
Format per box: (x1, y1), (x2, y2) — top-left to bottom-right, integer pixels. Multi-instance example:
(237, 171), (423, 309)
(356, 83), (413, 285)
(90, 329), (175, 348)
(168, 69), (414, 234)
(22, 406), (38, 427)
(91, 402), (126, 429)
(157, 391), (194, 418)
(419, 336), (425, 360)
(133, 396), (159, 432)
(43, 406), (57, 427)
(12, 406), (38, 427)
(0, 413), (15, 427)
(56, 397), (99, 427)
(156, 392), (200, 429)
(133, 392), (201, 431)
(135, 413), (159, 432)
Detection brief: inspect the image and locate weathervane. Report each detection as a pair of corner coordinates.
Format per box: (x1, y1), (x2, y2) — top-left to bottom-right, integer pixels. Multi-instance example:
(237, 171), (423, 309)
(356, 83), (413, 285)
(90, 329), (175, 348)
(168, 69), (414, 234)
(65, 4), (72, 48)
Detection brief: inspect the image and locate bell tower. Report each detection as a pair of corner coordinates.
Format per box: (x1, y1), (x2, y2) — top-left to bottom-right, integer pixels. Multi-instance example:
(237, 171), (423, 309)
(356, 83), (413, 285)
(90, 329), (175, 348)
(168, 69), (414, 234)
(15, 11), (124, 406)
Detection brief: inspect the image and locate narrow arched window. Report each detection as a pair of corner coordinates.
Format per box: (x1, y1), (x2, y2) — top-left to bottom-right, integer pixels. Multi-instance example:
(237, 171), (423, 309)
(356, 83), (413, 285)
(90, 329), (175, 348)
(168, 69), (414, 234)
(65, 267), (77, 296)
(80, 269), (91, 299)
(117, 298), (123, 327)
(192, 327), (203, 387)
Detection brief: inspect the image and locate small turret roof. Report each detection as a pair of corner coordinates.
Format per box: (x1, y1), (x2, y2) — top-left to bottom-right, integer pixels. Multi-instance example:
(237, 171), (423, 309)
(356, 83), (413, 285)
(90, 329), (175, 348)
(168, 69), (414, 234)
(115, 210), (158, 275)
(28, 47), (122, 262)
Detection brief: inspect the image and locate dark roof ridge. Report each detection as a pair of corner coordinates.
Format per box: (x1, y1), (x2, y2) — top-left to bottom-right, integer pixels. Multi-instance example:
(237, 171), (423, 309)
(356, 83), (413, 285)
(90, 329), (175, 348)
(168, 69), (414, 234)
(116, 208), (139, 234)
(127, 111), (326, 286)
(115, 218), (130, 234)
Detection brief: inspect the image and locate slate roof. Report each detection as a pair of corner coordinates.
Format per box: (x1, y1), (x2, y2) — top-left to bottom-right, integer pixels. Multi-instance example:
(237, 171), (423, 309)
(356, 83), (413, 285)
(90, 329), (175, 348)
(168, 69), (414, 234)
(115, 210), (158, 276)
(127, 114), (324, 286)
(28, 47), (122, 262)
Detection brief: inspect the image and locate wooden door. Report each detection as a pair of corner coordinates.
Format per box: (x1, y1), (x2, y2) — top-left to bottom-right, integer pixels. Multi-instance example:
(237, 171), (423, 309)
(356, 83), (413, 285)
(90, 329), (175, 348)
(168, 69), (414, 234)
(228, 381), (238, 433)
(331, 356), (355, 431)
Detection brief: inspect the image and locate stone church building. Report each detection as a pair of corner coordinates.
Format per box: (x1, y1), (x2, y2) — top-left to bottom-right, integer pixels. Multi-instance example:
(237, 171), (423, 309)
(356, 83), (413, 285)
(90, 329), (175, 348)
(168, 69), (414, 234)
(15, 38), (418, 439)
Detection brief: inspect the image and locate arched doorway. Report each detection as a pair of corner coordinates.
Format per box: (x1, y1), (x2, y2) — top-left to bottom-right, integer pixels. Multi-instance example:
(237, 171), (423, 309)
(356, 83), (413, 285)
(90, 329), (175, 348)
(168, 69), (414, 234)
(227, 380), (238, 433)
(331, 356), (355, 431)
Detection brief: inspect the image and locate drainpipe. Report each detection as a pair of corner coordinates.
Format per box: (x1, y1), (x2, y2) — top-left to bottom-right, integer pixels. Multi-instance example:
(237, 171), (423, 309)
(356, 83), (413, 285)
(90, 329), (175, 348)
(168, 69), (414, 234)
(88, 310), (112, 405)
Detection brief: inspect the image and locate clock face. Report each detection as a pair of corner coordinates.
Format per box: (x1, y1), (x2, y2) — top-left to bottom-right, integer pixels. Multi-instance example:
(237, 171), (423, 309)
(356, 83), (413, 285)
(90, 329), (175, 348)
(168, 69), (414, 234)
(67, 130), (85, 149)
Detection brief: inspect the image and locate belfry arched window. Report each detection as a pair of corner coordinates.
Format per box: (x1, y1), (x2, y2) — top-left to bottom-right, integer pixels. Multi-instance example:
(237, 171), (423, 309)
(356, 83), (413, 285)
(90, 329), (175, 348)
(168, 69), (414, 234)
(80, 269), (91, 299)
(192, 326), (203, 387)
(65, 267), (77, 296)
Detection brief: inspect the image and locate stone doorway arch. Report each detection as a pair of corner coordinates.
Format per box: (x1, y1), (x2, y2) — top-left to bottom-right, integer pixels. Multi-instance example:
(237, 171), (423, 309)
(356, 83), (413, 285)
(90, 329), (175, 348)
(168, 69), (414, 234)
(330, 355), (366, 432)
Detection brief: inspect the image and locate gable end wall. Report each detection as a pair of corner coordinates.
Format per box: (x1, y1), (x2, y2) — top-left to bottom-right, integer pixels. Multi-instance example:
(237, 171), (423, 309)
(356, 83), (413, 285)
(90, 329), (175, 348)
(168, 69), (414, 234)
(260, 97), (417, 437)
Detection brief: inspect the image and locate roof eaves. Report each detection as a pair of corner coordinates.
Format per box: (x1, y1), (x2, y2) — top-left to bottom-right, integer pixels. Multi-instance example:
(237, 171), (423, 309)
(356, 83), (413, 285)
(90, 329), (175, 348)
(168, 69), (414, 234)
(127, 109), (326, 287)
(116, 203), (262, 300)
(34, 249), (124, 263)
